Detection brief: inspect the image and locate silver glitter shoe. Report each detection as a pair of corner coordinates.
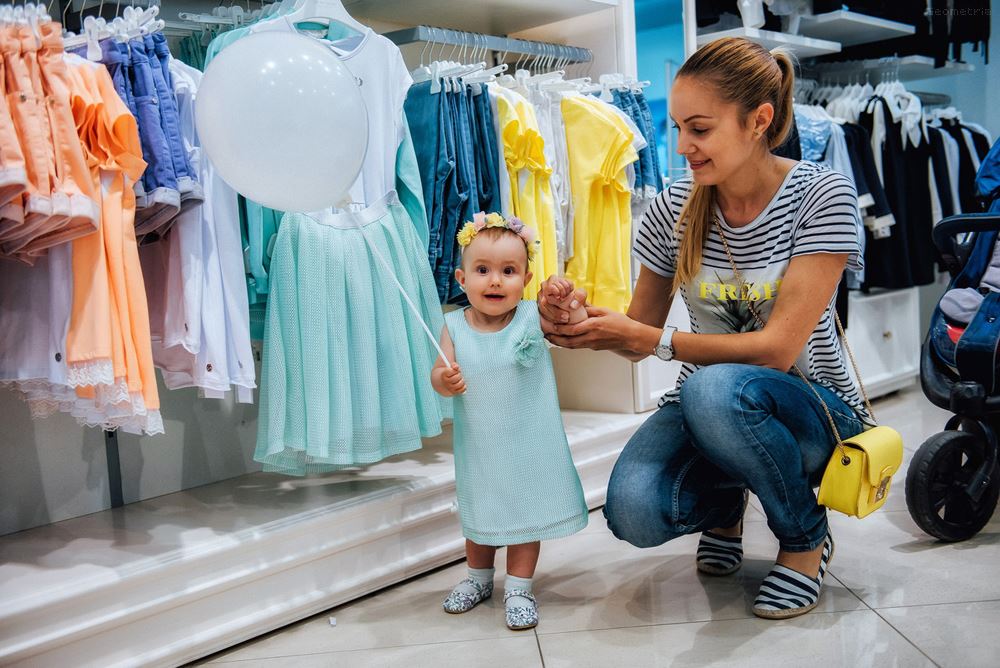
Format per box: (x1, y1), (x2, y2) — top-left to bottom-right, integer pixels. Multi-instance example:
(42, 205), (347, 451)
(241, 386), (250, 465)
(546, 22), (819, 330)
(504, 589), (538, 630)
(443, 578), (493, 614)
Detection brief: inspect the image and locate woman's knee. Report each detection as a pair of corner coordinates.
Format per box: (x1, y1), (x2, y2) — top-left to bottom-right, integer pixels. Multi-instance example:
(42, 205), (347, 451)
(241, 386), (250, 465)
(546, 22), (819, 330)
(604, 465), (676, 548)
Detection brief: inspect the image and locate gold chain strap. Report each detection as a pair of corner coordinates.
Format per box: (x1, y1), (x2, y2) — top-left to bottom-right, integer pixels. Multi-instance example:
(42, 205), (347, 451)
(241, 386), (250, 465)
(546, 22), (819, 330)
(712, 221), (877, 459)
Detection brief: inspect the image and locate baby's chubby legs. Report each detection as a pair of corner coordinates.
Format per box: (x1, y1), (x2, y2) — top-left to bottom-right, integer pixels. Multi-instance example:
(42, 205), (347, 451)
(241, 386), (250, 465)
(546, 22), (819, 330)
(443, 540), (542, 629)
(467, 539), (540, 577)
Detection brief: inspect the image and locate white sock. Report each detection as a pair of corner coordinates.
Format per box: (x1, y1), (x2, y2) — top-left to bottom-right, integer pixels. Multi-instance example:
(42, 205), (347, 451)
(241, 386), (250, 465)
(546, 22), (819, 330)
(505, 574), (533, 608)
(468, 566), (495, 587)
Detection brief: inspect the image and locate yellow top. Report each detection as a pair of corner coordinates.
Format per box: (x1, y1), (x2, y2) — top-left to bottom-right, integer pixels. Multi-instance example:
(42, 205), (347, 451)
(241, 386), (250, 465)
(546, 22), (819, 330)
(495, 89), (558, 299)
(560, 95), (637, 312)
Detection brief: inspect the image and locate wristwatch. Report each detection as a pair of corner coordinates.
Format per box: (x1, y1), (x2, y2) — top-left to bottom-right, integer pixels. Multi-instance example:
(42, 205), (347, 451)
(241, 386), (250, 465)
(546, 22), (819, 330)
(654, 326), (678, 361)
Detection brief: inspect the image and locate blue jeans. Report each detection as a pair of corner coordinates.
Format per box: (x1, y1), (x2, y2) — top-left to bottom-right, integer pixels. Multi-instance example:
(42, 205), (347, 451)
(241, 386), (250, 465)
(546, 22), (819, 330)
(127, 37), (176, 193)
(448, 89), (479, 302)
(147, 33), (194, 183)
(470, 87), (501, 215)
(634, 91), (662, 192)
(604, 364), (865, 552)
(404, 82), (451, 273)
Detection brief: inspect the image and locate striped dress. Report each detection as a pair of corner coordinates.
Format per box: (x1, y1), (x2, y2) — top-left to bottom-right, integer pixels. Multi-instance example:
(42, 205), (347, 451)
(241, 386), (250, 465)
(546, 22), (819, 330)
(633, 161), (872, 424)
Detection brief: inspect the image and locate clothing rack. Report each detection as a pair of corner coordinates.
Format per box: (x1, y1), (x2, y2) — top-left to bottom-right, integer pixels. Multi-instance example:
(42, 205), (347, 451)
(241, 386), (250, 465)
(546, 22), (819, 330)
(383, 25), (592, 65)
(913, 90), (952, 108)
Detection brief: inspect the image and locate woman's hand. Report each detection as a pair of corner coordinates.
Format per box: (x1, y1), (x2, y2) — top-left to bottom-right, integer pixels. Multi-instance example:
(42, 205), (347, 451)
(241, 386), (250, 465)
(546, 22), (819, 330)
(538, 275), (588, 325)
(544, 306), (637, 351)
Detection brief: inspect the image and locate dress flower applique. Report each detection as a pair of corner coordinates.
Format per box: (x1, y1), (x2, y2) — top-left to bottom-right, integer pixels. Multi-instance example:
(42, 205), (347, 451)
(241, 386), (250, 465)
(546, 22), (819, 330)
(514, 328), (546, 368)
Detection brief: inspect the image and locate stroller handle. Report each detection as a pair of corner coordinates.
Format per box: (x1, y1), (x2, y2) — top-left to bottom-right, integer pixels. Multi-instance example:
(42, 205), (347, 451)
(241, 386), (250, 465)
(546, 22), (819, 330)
(933, 214), (1000, 254)
(933, 214), (1000, 278)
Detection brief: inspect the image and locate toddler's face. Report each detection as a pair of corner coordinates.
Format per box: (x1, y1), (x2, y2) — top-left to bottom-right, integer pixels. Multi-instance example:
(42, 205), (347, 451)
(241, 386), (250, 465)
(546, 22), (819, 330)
(456, 232), (532, 316)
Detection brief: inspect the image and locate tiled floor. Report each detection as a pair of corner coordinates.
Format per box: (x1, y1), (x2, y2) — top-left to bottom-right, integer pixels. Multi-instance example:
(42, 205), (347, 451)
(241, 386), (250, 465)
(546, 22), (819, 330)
(198, 385), (1000, 667)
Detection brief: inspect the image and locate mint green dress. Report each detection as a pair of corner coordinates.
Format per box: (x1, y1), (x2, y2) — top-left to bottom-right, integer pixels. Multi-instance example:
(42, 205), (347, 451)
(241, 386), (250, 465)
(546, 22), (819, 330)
(446, 301), (588, 546)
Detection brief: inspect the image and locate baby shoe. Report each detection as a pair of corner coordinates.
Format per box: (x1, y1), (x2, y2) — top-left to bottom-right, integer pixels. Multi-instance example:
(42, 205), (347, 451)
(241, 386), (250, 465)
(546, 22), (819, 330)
(443, 578), (493, 614)
(504, 589), (538, 630)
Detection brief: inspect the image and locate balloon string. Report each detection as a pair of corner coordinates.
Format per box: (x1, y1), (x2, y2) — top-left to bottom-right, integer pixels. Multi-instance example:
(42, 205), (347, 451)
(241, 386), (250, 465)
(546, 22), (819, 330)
(304, 211), (452, 370)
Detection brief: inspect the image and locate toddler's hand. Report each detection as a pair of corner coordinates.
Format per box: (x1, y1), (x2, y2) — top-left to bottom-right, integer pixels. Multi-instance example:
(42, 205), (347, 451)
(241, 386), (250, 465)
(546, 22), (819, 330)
(443, 364), (466, 395)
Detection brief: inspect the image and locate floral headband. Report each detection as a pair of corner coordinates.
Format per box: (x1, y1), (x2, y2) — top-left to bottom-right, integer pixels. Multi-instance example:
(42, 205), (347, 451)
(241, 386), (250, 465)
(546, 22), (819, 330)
(456, 212), (540, 262)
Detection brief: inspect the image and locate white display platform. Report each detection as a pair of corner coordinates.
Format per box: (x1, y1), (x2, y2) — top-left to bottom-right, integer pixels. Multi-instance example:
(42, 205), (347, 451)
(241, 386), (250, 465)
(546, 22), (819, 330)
(0, 411), (647, 668)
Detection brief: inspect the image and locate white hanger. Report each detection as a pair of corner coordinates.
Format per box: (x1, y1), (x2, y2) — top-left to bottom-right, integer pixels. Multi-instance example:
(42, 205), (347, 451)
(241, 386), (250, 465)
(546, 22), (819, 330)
(464, 62), (508, 85)
(282, 0), (366, 36)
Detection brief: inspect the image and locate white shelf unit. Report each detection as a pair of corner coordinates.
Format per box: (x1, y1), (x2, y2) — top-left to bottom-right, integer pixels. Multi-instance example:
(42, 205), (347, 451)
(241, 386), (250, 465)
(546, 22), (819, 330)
(798, 10), (916, 47)
(696, 27), (841, 59)
(844, 288), (920, 399)
(808, 55), (975, 83)
(345, 0), (618, 35)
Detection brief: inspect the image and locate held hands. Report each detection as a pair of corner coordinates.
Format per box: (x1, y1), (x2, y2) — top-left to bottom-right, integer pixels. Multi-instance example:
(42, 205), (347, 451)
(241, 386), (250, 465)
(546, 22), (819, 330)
(537, 275), (633, 351)
(538, 276), (588, 325)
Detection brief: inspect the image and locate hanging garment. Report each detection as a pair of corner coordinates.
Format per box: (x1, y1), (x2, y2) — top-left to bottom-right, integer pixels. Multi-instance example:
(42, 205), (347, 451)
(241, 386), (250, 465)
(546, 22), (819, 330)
(3, 22), (100, 257)
(255, 193), (446, 475)
(1, 24), (59, 251)
(1, 50), (162, 435)
(443, 84), (481, 302)
(772, 113), (802, 161)
(240, 17), (443, 471)
(492, 83), (559, 300)
(860, 96), (937, 290)
(634, 90), (664, 196)
(561, 93), (637, 312)
(445, 301), (588, 545)
(139, 57), (256, 402)
(526, 85), (570, 262)
(216, 18), (428, 320)
(928, 126), (958, 222)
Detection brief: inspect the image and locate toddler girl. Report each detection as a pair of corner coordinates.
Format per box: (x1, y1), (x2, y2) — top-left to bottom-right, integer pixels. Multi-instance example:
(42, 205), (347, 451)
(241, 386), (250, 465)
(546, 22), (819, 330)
(431, 212), (589, 630)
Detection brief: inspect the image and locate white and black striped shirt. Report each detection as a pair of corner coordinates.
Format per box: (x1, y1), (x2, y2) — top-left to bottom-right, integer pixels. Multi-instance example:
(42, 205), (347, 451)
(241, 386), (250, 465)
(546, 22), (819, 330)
(634, 161), (872, 422)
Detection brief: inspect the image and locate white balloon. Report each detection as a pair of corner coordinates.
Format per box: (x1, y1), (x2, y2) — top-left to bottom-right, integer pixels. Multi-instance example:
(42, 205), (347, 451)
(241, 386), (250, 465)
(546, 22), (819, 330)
(195, 31), (368, 212)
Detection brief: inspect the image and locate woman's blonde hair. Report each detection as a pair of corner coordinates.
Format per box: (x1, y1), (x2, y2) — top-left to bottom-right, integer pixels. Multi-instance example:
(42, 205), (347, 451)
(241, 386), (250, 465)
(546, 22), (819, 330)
(672, 37), (796, 287)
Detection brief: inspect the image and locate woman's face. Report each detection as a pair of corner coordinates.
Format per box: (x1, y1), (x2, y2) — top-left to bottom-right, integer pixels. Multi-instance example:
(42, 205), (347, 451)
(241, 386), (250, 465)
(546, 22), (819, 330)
(669, 76), (773, 186)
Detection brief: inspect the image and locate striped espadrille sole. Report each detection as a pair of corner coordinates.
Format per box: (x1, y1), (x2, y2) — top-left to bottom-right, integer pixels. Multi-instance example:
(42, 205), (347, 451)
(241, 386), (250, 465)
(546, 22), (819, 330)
(752, 533), (834, 620)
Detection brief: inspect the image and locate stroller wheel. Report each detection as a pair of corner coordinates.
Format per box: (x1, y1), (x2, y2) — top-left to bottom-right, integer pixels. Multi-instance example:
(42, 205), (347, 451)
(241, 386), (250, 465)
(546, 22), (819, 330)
(905, 430), (1000, 542)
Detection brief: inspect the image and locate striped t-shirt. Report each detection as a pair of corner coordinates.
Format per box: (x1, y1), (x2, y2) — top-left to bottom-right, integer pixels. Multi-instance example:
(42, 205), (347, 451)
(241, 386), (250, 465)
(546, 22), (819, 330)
(633, 161), (872, 423)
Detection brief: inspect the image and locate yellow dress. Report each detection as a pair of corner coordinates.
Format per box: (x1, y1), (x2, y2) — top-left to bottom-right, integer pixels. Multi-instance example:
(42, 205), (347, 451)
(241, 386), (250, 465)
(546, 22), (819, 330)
(494, 87), (558, 299)
(560, 95), (638, 312)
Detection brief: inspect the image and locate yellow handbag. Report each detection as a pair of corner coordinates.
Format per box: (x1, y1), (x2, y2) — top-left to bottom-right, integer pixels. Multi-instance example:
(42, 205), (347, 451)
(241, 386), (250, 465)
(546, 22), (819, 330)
(816, 426), (904, 518)
(716, 222), (903, 518)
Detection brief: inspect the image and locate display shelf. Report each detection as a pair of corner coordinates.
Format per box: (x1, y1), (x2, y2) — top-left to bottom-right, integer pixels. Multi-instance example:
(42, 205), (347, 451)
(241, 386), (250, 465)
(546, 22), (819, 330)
(798, 10), (916, 47)
(807, 55), (974, 82)
(695, 27), (840, 58)
(345, 0), (618, 35)
(0, 411), (646, 668)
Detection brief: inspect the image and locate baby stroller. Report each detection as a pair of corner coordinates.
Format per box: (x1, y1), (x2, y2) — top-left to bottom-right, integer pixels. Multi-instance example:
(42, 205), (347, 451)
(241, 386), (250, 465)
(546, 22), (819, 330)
(907, 138), (1000, 542)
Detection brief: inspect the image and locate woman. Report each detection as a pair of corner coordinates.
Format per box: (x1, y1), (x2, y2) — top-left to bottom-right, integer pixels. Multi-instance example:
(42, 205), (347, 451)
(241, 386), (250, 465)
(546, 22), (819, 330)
(539, 37), (869, 620)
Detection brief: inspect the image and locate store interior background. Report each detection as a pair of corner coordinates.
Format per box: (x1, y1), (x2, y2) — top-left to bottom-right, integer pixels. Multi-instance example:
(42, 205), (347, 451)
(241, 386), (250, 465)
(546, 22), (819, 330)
(1, 2), (996, 665)
(633, 0), (1000, 333)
